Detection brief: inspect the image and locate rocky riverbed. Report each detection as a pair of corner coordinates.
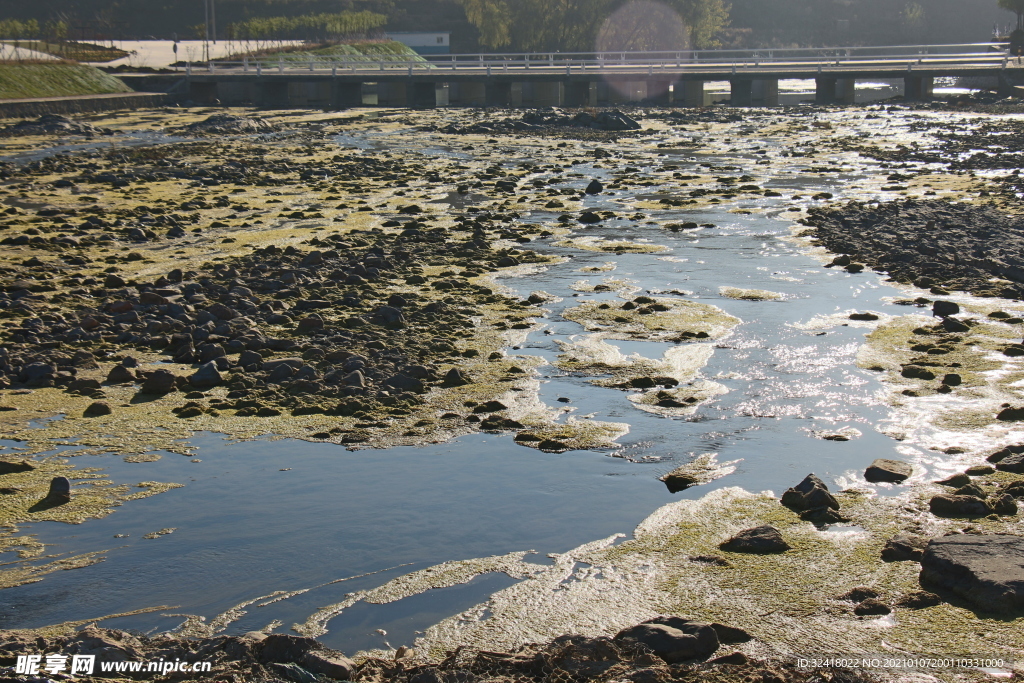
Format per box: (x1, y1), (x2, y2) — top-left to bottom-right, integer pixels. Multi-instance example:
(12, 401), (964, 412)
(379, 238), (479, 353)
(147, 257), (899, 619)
(0, 101), (1023, 681)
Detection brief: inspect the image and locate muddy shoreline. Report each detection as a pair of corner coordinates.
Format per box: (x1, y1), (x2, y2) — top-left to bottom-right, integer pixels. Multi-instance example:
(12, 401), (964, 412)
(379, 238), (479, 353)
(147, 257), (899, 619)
(0, 99), (1022, 680)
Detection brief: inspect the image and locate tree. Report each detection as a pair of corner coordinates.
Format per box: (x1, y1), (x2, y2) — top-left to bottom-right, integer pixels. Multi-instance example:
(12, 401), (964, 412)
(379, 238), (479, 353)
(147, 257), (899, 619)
(457, 0), (728, 52)
(999, 0), (1024, 30)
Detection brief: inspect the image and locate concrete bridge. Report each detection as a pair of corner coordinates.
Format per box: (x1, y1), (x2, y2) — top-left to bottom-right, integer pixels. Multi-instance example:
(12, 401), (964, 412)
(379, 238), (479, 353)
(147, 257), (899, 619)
(159, 43), (1015, 108)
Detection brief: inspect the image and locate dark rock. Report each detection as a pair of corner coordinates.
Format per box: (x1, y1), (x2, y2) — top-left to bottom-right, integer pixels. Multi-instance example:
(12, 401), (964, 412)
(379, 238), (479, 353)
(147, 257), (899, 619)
(342, 370), (365, 387)
(106, 365), (136, 384)
(719, 525), (790, 554)
(383, 374), (424, 394)
(104, 273), (126, 288)
(140, 370), (178, 394)
(579, 211), (603, 224)
(780, 473), (840, 511)
(896, 590), (942, 608)
(929, 494), (990, 517)
(989, 493), (1018, 515)
(997, 406), (1024, 421)
(613, 617), (719, 663)
(996, 453), (1024, 473)
(864, 458), (913, 483)
(881, 533), (929, 562)
(46, 476), (71, 502)
(441, 368), (471, 387)
(297, 314), (325, 333)
(837, 586), (879, 602)
(189, 362), (222, 389)
(585, 179), (604, 194)
(197, 343), (226, 363)
(932, 300), (960, 317)
(942, 373), (962, 386)
(936, 472), (971, 487)
(0, 460), (35, 475)
(238, 349), (264, 368)
(662, 472), (700, 493)
(709, 623), (751, 645)
(919, 534), (1024, 614)
(371, 305), (406, 328)
(854, 598), (891, 616)
(497, 256), (519, 268)
(83, 401), (112, 417)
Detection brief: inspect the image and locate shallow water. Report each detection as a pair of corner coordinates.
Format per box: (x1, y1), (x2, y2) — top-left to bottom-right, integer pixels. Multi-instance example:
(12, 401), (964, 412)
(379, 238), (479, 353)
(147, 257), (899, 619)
(0, 113), (985, 652)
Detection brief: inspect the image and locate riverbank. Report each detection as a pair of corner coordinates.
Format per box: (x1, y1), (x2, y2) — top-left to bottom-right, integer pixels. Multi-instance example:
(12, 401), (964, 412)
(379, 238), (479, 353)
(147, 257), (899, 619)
(0, 102), (1021, 680)
(0, 63), (131, 100)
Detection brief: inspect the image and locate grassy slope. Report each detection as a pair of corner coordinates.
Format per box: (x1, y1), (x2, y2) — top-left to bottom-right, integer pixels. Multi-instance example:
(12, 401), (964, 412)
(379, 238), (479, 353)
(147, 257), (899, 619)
(0, 63), (132, 99)
(232, 40), (428, 64)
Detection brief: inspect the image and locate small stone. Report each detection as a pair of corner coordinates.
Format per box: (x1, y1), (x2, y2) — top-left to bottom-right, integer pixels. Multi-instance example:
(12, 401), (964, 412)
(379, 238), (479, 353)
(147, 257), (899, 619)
(720, 525), (790, 554)
(441, 368), (470, 387)
(896, 590), (941, 609)
(881, 532), (929, 562)
(837, 586), (879, 602)
(966, 465), (996, 476)
(297, 314), (325, 333)
(936, 472), (971, 488)
(932, 300), (960, 317)
(854, 598), (891, 616)
(83, 401), (112, 417)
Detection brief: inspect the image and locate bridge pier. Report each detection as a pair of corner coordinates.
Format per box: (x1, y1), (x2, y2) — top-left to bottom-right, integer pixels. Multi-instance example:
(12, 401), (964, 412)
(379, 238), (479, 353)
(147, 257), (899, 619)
(673, 80), (706, 107)
(646, 78), (672, 105)
(564, 81), (596, 107)
(486, 81), (513, 107)
(450, 82), (485, 106)
(331, 81), (363, 109)
(730, 78), (778, 107)
(189, 81), (219, 105)
(378, 82), (407, 107)
(410, 81), (439, 108)
(815, 77), (856, 105)
(524, 81), (563, 107)
(904, 75), (933, 101)
(257, 81), (289, 108)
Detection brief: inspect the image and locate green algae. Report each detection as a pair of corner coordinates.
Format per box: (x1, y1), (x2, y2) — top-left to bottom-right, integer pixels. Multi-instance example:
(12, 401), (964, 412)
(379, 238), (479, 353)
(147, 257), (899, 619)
(561, 297), (740, 342)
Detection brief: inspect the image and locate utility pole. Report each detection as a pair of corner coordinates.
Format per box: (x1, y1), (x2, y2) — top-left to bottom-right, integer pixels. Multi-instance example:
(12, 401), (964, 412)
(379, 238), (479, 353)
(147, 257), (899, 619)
(211, 0), (216, 45)
(203, 0), (210, 61)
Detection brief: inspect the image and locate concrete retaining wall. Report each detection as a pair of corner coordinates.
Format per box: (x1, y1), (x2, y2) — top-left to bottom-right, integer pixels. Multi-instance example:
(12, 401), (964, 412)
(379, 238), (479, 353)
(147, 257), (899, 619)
(0, 92), (167, 119)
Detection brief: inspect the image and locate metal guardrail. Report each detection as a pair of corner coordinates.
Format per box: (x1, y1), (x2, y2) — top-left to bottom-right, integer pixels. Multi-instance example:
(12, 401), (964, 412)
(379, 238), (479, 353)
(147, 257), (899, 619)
(195, 42), (1009, 75)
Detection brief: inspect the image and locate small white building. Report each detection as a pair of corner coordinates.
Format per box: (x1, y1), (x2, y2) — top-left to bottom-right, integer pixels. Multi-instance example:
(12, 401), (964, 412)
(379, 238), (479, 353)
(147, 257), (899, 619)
(386, 32), (450, 55)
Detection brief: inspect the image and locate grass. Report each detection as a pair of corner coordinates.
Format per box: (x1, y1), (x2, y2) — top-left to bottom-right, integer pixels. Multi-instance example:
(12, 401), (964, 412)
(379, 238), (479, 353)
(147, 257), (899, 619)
(223, 40), (427, 65)
(0, 62), (131, 100)
(2, 40), (129, 62)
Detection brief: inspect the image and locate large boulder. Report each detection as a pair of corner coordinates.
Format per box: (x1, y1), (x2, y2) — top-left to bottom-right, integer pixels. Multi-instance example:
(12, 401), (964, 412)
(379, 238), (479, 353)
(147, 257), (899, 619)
(996, 453), (1024, 474)
(257, 634), (355, 680)
(140, 369), (178, 394)
(188, 362), (223, 389)
(864, 458), (913, 483)
(613, 616), (719, 663)
(780, 473), (839, 512)
(919, 534), (1024, 614)
(929, 494), (989, 517)
(719, 525), (790, 554)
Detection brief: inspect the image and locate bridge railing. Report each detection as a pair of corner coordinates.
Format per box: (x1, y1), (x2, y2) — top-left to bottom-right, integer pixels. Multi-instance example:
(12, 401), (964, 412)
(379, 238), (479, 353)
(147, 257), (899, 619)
(200, 42), (1008, 74)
